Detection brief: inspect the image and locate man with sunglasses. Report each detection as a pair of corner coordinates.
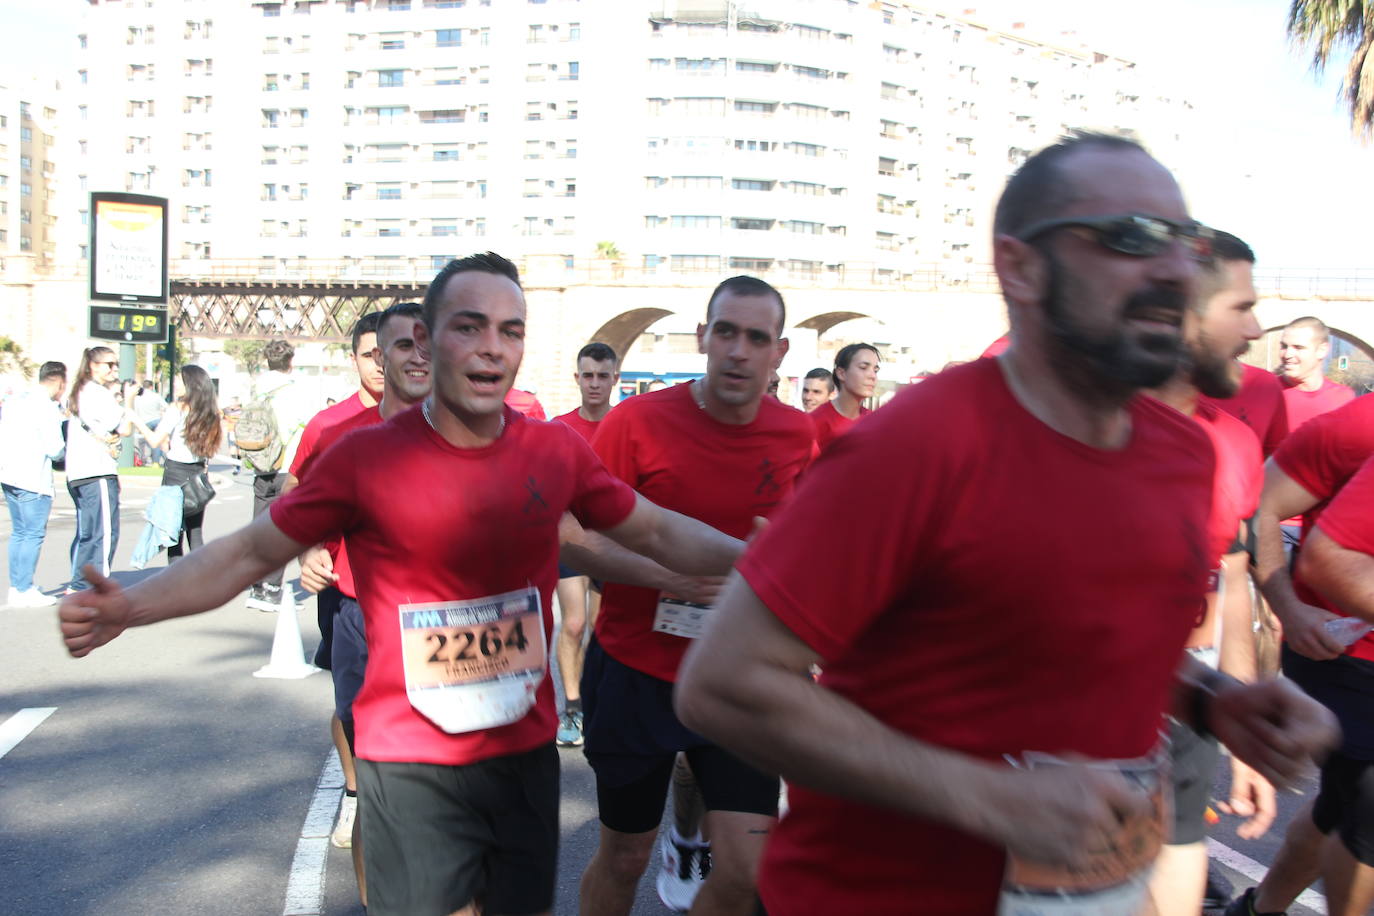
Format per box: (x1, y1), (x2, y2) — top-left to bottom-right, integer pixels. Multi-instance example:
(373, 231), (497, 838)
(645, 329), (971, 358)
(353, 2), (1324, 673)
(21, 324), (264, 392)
(675, 132), (1337, 914)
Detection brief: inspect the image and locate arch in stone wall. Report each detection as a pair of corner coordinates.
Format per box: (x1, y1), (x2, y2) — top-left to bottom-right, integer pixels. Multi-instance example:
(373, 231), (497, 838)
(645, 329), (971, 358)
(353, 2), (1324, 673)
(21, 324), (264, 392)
(587, 307), (674, 363)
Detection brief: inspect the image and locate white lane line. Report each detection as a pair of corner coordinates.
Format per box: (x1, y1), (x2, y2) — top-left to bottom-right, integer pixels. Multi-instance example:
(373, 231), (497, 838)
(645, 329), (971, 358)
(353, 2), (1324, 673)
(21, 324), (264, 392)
(1207, 838), (1327, 912)
(0, 707), (57, 761)
(283, 749), (345, 916)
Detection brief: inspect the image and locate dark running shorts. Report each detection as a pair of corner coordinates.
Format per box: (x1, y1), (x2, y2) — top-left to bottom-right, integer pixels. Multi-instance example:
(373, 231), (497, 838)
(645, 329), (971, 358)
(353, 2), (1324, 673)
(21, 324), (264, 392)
(331, 596), (368, 754)
(356, 744), (559, 916)
(1282, 644), (1374, 758)
(581, 635), (779, 834)
(313, 585), (343, 669)
(1312, 750), (1374, 866)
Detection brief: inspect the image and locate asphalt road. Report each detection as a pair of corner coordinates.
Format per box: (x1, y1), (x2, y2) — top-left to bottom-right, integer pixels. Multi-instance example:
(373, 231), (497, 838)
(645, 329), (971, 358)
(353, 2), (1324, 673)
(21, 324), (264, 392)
(0, 462), (1329, 915)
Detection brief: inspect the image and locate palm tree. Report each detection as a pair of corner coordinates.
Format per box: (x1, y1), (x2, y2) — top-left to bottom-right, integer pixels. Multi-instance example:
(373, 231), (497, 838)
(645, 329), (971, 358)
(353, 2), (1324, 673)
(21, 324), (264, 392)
(1287, 0), (1374, 140)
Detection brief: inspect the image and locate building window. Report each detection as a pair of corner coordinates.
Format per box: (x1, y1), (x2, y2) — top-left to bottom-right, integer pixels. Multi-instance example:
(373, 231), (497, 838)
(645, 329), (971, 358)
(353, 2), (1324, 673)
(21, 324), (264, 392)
(732, 218), (773, 231)
(731, 178), (771, 191)
(436, 29), (462, 47)
(564, 61), (579, 80)
(671, 255), (720, 272)
(670, 215), (720, 229)
(378, 69), (405, 88)
(433, 146), (460, 161)
(376, 183), (403, 200)
(878, 157), (897, 177)
(419, 109), (463, 123)
(372, 106), (408, 125)
(734, 101), (775, 114)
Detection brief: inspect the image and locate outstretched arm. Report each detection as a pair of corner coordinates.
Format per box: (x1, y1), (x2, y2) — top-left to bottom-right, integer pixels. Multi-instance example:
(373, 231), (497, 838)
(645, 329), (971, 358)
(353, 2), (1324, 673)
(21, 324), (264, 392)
(558, 513), (725, 605)
(593, 494), (743, 578)
(58, 511), (308, 657)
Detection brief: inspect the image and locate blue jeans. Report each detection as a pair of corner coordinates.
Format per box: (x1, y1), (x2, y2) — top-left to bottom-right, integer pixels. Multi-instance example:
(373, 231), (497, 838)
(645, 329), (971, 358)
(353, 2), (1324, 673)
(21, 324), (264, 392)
(3, 484), (53, 591)
(68, 475), (120, 590)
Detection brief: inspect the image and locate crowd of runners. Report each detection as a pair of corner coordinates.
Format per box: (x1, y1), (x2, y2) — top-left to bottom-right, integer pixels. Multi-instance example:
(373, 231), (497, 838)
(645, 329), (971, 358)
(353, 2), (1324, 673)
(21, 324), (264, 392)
(46, 130), (1374, 916)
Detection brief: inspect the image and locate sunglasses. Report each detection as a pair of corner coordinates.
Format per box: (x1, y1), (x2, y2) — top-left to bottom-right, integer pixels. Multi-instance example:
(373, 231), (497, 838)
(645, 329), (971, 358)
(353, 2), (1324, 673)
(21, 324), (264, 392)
(1015, 214), (1213, 261)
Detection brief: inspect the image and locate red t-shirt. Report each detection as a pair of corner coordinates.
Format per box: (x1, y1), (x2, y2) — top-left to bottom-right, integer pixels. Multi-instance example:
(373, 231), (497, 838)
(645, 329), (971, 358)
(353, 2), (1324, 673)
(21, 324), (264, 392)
(592, 383), (815, 682)
(1193, 400), (1263, 564)
(270, 406), (637, 765)
(1310, 454), (1374, 652)
(553, 407), (602, 444)
(809, 399), (869, 453)
(736, 359), (1214, 914)
(1282, 377), (1355, 434)
(1273, 395), (1374, 662)
(980, 334), (1010, 358)
(288, 391), (371, 479)
(504, 388), (546, 420)
(292, 404), (383, 599)
(1202, 363), (1288, 458)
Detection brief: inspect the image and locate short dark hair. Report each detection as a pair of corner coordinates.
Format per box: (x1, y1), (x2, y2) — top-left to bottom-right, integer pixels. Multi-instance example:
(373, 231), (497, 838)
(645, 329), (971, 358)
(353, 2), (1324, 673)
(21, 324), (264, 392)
(834, 343), (880, 379)
(264, 339), (295, 372)
(804, 367), (833, 391)
(1285, 315), (1331, 346)
(993, 130), (1151, 238)
(39, 361), (66, 382)
(577, 342), (618, 365)
(140, 378), (153, 389)
(706, 275), (786, 336)
(378, 301), (423, 342)
(422, 252), (522, 330)
(1208, 230), (1255, 265)
(350, 311), (383, 354)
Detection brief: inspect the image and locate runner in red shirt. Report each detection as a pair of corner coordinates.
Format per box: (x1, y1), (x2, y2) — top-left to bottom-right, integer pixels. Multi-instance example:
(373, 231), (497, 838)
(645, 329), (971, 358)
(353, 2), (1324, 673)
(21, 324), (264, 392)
(675, 132), (1336, 915)
(799, 367), (833, 413)
(1278, 316), (1355, 433)
(1141, 231), (1271, 916)
(551, 341), (620, 747)
(58, 253), (745, 916)
(1231, 391), (1374, 916)
(809, 342), (878, 452)
(505, 386), (546, 420)
(1203, 361), (1288, 457)
(578, 276), (815, 916)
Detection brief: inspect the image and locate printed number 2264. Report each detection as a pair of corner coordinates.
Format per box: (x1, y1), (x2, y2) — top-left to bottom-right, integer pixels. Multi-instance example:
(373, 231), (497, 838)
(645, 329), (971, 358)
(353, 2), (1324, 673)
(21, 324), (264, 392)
(426, 621), (531, 664)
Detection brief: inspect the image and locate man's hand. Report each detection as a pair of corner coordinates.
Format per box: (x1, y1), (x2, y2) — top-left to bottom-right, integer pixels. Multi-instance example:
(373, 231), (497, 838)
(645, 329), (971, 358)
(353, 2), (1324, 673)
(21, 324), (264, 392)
(58, 566), (133, 658)
(1210, 678), (1340, 789)
(298, 545), (337, 594)
(1277, 599), (1346, 661)
(663, 574), (726, 607)
(1218, 758), (1277, 840)
(975, 763), (1156, 870)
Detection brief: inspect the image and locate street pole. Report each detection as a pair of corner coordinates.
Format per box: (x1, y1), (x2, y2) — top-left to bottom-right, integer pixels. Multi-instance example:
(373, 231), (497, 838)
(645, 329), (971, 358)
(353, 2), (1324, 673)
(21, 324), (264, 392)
(118, 342), (136, 468)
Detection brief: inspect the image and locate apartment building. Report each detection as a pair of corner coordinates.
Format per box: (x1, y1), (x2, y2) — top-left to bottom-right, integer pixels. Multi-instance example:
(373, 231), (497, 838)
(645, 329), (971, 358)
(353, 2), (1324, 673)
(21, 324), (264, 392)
(0, 81), (60, 268)
(62, 0), (1194, 284)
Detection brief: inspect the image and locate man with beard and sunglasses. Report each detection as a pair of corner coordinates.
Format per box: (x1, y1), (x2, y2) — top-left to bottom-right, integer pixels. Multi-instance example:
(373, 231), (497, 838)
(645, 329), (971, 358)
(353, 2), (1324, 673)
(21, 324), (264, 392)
(1140, 232), (1276, 915)
(674, 132), (1338, 914)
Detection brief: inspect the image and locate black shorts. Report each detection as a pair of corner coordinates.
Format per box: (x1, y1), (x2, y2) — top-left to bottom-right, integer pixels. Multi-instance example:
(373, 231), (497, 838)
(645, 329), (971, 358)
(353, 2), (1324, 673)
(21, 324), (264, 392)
(356, 744), (559, 916)
(331, 596), (368, 753)
(1312, 750), (1374, 866)
(582, 635), (779, 834)
(313, 585), (343, 670)
(1165, 718), (1220, 845)
(1282, 644), (1374, 758)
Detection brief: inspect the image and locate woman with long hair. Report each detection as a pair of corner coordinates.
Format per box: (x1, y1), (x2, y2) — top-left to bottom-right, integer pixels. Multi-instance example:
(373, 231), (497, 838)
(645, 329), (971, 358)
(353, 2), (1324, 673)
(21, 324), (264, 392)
(130, 366), (223, 559)
(64, 345), (134, 592)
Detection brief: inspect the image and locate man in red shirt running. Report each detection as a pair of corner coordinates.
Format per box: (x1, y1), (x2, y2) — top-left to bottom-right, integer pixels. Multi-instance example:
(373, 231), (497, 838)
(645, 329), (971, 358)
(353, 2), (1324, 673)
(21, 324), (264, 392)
(552, 341), (620, 746)
(1277, 316), (1355, 433)
(577, 275), (815, 916)
(59, 252), (745, 916)
(1141, 231), (1273, 915)
(809, 342), (877, 452)
(1204, 362), (1288, 458)
(676, 132), (1337, 915)
(799, 368), (832, 413)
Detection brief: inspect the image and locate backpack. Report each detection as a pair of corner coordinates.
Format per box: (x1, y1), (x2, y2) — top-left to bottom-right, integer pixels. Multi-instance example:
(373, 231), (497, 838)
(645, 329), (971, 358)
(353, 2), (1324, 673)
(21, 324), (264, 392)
(236, 382), (288, 473)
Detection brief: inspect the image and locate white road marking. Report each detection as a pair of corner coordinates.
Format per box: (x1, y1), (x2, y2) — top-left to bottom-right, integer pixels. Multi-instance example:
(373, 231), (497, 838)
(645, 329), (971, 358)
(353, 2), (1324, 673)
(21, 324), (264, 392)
(0, 707), (57, 761)
(283, 750), (345, 916)
(1207, 838), (1327, 912)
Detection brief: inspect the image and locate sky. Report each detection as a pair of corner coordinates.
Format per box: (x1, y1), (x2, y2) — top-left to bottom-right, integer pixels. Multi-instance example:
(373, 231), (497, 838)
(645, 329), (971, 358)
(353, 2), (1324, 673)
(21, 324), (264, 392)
(1, 0), (1369, 271)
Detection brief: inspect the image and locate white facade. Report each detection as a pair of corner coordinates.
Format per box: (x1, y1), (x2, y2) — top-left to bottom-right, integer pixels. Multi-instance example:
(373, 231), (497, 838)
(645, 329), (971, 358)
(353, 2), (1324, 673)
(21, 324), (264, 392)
(59, 0), (1194, 285)
(0, 80), (60, 267)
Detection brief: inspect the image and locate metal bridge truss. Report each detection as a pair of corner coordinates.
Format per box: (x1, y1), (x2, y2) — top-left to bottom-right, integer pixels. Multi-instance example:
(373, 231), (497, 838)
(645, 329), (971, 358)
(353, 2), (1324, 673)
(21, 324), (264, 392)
(168, 281), (429, 342)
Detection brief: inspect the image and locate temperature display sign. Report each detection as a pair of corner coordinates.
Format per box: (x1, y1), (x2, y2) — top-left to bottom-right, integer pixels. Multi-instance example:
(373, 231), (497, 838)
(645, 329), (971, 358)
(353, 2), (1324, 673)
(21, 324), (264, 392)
(88, 305), (169, 343)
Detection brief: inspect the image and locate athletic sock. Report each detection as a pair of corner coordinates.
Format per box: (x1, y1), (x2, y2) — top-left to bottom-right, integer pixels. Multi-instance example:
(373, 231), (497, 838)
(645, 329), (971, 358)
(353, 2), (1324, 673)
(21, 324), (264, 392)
(669, 825), (705, 849)
(344, 788), (357, 798)
(564, 698), (582, 715)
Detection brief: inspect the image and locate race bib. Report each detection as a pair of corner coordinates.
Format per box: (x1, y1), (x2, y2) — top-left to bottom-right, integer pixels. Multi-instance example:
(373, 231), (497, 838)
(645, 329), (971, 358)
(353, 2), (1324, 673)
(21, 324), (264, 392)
(998, 744), (1170, 916)
(652, 595), (713, 639)
(399, 587), (547, 734)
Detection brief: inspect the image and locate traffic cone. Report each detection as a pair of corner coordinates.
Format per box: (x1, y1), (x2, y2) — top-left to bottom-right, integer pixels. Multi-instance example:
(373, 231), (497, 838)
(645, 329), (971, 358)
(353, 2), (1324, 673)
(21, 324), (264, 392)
(253, 584), (322, 680)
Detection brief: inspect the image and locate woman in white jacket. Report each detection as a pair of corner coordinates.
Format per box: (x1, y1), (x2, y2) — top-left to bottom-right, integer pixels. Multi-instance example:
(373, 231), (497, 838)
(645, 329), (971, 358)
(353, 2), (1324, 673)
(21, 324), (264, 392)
(64, 347), (133, 592)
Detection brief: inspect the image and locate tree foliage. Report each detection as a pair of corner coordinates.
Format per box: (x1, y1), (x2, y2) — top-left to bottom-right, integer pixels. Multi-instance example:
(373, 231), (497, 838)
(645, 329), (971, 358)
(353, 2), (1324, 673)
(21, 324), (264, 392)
(223, 339), (268, 375)
(0, 336), (34, 380)
(1288, 0), (1374, 140)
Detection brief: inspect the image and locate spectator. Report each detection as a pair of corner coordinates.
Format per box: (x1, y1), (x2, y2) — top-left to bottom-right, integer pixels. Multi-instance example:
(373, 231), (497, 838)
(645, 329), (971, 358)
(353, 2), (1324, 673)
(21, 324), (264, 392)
(65, 347), (135, 593)
(0, 361), (67, 606)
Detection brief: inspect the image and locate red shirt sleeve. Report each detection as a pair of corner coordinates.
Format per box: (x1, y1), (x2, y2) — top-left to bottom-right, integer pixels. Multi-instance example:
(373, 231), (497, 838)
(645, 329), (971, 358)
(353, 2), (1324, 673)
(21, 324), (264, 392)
(1263, 394), (1289, 458)
(561, 423), (637, 530)
(736, 410), (947, 657)
(288, 410), (327, 478)
(1276, 408), (1347, 501)
(271, 430), (363, 546)
(1314, 453), (1374, 555)
(590, 400), (642, 485)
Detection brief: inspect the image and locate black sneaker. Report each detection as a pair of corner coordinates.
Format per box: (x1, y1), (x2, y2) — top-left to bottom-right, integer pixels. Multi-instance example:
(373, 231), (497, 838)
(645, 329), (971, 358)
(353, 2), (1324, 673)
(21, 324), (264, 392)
(1204, 859), (1235, 909)
(1222, 887), (1286, 916)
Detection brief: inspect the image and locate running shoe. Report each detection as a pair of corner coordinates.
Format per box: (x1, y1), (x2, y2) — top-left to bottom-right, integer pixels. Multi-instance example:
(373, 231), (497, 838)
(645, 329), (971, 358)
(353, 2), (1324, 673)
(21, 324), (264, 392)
(1222, 887), (1285, 915)
(655, 830), (708, 912)
(21, 588), (56, 607)
(331, 793), (357, 849)
(556, 710), (584, 747)
(245, 586), (276, 612)
(1203, 858), (1235, 909)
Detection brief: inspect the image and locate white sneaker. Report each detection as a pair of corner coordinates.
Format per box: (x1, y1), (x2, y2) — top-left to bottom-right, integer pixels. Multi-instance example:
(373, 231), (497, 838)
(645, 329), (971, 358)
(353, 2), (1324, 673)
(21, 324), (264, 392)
(5, 587), (24, 607)
(22, 588), (55, 607)
(655, 829), (709, 912)
(331, 793), (357, 849)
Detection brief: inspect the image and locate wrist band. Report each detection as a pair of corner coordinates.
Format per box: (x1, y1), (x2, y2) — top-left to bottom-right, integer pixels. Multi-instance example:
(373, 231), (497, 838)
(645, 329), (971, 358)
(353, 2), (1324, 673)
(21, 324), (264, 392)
(1189, 669), (1227, 739)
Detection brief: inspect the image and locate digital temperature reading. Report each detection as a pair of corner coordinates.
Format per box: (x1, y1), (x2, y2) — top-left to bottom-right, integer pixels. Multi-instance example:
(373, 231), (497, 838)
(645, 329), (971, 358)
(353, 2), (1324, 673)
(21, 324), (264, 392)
(88, 305), (169, 343)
